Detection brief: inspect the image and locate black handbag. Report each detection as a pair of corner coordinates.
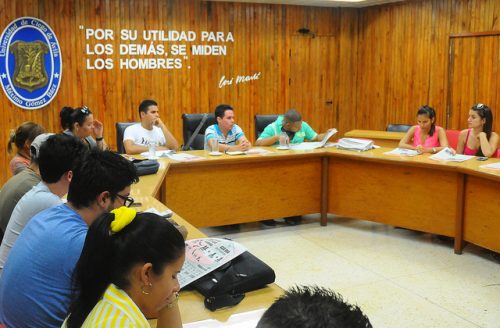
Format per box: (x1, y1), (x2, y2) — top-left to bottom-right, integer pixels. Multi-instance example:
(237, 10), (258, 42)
(132, 159), (160, 176)
(187, 251), (276, 311)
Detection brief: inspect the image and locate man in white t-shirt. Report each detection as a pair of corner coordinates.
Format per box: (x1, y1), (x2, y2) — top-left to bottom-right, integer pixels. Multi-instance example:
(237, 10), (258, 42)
(123, 99), (179, 154)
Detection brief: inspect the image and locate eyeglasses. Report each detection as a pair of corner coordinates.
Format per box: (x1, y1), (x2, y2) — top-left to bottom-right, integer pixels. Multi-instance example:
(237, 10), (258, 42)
(114, 193), (134, 207)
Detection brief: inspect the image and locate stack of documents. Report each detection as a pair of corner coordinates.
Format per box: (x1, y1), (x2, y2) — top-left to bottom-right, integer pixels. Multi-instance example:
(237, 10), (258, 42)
(333, 138), (374, 151)
(429, 148), (475, 162)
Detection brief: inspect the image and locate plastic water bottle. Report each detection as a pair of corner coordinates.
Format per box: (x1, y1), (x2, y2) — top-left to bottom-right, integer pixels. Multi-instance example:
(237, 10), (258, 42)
(148, 141), (157, 158)
(279, 132), (289, 148)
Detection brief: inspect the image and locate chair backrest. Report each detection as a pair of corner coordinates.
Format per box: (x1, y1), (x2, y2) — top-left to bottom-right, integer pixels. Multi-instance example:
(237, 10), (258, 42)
(386, 124), (412, 132)
(445, 129), (460, 150)
(116, 122), (136, 154)
(181, 113), (217, 150)
(255, 115), (279, 139)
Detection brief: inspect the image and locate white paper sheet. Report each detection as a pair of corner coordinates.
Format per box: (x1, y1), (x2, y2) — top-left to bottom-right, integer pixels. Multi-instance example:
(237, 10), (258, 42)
(384, 148), (420, 157)
(183, 309), (266, 328)
(480, 162), (500, 170)
(429, 148), (475, 162)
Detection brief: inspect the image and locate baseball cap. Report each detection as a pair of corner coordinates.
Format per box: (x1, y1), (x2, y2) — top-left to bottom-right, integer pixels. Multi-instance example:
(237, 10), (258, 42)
(30, 133), (55, 159)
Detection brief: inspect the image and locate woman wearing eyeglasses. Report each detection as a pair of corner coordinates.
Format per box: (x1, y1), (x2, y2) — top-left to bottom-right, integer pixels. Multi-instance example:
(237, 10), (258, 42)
(60, 106), (108, 150)
(399, 105), (449, 154)
(64, 207), (185, 328)
(456, 103), (499, 157)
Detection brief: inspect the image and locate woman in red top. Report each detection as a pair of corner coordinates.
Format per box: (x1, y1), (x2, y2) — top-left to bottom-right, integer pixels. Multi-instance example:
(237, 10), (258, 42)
(456, 103), (498, 157)
(399, 105), (448, 154)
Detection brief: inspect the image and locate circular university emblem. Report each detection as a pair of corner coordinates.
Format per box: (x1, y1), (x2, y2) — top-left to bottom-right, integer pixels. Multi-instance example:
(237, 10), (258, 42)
(0, 17), (62, 110)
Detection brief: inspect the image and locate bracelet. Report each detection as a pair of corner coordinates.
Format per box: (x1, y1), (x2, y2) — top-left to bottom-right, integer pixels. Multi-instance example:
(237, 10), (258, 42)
(96, 137), (104, 141)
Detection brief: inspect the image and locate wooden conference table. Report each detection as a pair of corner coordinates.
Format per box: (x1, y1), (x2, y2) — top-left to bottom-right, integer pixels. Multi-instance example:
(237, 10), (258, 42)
(132, 145), (500, 256)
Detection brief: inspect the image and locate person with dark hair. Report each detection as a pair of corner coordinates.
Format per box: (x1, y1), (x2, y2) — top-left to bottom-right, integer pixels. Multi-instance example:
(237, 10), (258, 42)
(256, 286), (372, 328)
(0, 134), (87, 273)
(0, 133), (52, 240)
(398, 105), (448, 154)
(60, 106), (108, 150)
(0, 150), (139, 328)
(123, 99), (179, 154)
(65, 208), (185, 328)
(7, 121), (44, 175)
(204, 104), (251, 152)
(255, 109), (333, 146)
(456, 103), (498, 157)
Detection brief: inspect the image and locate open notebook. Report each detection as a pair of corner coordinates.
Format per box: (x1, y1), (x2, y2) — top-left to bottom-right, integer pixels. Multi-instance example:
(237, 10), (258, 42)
(289, 128), (338, 150)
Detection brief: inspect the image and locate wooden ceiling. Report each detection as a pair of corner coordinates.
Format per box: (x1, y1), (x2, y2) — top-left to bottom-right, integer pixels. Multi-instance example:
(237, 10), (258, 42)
(205, 0), (405, 8)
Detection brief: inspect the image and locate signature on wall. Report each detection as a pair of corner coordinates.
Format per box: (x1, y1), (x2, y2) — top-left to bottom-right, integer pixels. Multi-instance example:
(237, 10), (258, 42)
(218, 72), (261, 88)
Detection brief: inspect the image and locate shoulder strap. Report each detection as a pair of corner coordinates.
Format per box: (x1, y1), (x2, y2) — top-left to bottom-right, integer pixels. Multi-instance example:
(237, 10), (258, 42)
(182, 114), (208, 151)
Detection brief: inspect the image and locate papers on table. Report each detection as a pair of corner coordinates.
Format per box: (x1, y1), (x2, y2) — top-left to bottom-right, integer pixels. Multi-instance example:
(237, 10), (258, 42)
(288, 128), (338, 150)
(183, 309), (266, 328)
(429, 148), (475, 162)
(480, 162), (500, 170)
(178, 238), (247, 288)
(384, 148), (420, 157)
(245, 148), (272, 155)
(164, 153), (204, 162)
(226, 151), (246, 155)
(139, 149), (175, 158)
(332, 138), (374, 151)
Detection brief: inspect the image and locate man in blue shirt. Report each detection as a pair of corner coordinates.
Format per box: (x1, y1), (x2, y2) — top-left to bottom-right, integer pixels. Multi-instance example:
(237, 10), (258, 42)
(205, 104), (251, 152)
(0, 150), (138, 328)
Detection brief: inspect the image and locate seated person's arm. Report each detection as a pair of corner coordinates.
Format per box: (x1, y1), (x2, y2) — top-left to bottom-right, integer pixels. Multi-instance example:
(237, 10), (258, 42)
(455, 130), (467, 154)
(124, 139), (148, 155)
(93, 119), (108, 151)
(303, 122), (319, 142)
(398, 126), (417, 150)
(479, 132), (499, 157)
(156, 302), (182, 328)
(255, 135), (280, 146)
(255, 124), (279, 146)
(156, 118), (179, 150)
(235, 136), (251, 151)
(434, 127), (449, 152)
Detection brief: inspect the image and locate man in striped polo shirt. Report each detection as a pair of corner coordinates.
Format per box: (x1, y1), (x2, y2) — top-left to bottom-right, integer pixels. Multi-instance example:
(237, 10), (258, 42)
(204, 104), (251, 153)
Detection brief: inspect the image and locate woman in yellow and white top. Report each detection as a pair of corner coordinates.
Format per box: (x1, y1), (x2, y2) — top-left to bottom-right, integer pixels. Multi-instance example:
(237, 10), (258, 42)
(64, 207), (185, 328)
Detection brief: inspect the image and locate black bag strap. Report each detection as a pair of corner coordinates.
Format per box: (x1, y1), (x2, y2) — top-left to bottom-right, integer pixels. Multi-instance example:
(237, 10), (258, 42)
(182, 114), (208, 151)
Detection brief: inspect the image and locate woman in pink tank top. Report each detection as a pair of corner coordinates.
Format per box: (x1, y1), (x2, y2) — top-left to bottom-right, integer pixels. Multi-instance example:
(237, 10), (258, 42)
(457, 103), (499, 157)
(399, 105), (449, 154)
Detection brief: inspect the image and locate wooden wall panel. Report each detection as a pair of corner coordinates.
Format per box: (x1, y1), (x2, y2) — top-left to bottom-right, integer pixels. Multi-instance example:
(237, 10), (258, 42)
(0, 0), (499, 186)
(356, 0), (499, 131)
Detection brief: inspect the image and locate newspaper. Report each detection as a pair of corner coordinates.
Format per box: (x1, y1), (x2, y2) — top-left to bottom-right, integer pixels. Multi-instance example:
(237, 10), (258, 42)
(178, 238), (247, 288)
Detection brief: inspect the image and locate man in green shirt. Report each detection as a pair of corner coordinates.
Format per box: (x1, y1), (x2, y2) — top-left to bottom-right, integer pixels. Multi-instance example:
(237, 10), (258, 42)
(255, 109), (330, 146)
